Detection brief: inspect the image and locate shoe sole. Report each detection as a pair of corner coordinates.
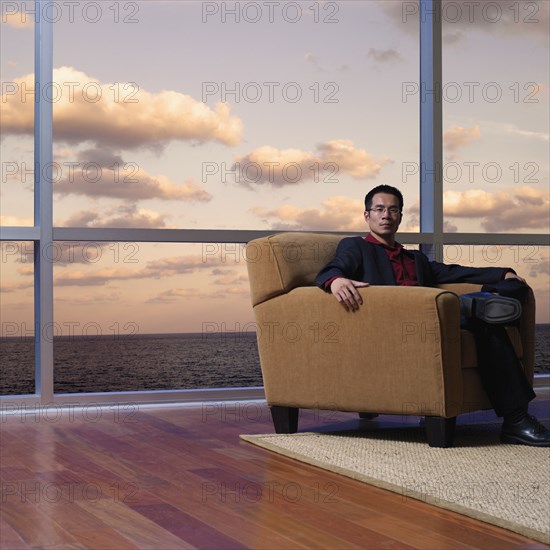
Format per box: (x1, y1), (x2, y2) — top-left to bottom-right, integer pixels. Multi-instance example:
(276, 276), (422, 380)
(478, 298), (521, 324)
(500, 434), (550, 447)
(461, 294), (522, 324)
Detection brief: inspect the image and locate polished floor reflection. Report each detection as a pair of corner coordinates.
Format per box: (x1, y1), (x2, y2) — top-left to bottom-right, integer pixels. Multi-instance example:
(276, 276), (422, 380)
(1, 389), (548, 549)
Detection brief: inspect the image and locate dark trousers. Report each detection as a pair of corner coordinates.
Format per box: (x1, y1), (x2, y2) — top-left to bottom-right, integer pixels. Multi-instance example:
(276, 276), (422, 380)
(461, 317), (536, 418)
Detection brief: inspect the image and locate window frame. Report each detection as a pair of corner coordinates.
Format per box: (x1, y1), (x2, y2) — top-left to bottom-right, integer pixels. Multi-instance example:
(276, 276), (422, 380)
(0, 0), (547, 408)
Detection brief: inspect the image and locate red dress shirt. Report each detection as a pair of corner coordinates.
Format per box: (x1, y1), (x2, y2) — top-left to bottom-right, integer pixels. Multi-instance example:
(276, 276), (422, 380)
(364, 234), (418, 286)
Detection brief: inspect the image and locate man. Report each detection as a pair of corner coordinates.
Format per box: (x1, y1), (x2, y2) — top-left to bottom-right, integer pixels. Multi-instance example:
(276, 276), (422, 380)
(316, 184), (550, 446)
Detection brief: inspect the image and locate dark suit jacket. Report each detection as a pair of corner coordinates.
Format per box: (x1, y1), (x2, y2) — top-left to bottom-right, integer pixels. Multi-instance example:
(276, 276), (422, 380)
(315, 236), (508, 289)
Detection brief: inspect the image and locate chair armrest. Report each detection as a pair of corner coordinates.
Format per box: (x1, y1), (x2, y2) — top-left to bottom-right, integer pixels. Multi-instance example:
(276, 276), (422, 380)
(253, 286), (462, 416)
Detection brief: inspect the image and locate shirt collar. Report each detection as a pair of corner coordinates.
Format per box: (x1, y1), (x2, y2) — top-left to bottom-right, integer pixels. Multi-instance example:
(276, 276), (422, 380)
(365, 232), (402, 251)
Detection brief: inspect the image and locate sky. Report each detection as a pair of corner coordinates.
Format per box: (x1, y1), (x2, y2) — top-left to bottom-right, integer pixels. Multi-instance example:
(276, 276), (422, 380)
(1, 0), (549, 336)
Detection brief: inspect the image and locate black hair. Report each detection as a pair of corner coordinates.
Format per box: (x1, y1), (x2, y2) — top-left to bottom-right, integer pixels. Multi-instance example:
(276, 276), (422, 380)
(364, 185), (404, 211)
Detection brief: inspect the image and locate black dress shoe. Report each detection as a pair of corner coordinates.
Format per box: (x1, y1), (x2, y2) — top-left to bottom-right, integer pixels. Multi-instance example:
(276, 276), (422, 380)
(501, 414), (550, 447)
(460, 292), (522, 324)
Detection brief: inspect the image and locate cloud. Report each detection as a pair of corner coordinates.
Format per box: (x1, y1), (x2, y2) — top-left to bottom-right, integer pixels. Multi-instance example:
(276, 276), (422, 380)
(1, 9), (33, 29)
(55, 292), (121, 304)
(443, 124), (480, 157)
(211, 286), (250, 297)
(1, 66), (243, 149)
(444, 220), (458, 233)
(146, 285), (249, 303)
(304, 52), (322, 71)
(101, 254), (251, 302)
(367, 48), (402, 63)
(250, 196), (366, 231)
(211, 268), (234, 276)
(52, 147), (212, 202)
(379, 1), (550, 42)
(18, 265), (33, 277)
(527, 253), (549, 279)
(444, 189), (511, 217)
(500, 124), (549, 143)
(54, 267), (143, 287)
(0, 215), (33, 226)
(304, 52), (349, 72)
(234, 140), (392, 187)
(257, 187), (548, 233)
(146, 288), (200, 303)
(234, 146), (318, 187)
(52, 252), (240, 287)
(211, 269), (249, 286)
(477, 121), (549, 144)
(407, 205), (458, 233)
(442, 31), (464, 45)
(0, 280), (33, 293)
(53, 254), (214, 286)
(58, 205), (171, 229)
(141, 254), (227, 278)
(444, 187), (549, 231)
(317, 141), (393, 179)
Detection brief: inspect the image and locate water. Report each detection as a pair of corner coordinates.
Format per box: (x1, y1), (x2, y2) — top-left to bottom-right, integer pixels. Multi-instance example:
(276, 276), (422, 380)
(0, 333), (262, 395)
(1, 327), (549, 395)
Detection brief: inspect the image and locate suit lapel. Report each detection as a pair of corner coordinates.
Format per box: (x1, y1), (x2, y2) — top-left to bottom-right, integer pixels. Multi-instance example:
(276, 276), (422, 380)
(365, 243), (396, 285)
(413, 253), (425, 286)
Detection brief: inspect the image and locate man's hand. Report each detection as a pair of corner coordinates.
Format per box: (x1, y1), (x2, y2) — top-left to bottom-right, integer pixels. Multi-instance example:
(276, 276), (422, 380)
(505, 271), (526, 284)
(330, 278), (370, 311)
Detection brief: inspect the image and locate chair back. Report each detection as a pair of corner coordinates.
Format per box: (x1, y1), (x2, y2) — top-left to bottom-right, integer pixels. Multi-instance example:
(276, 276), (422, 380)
(246, 232), (344, 306)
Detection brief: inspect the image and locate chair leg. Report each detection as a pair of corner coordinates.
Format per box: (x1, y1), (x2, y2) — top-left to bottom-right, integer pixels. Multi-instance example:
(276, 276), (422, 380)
(425, 416), (456, 448)
(270, 406), (299, 434)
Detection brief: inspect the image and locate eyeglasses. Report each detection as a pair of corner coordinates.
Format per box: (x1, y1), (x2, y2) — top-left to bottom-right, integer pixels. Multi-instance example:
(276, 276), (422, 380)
(368, 206), (401, 216)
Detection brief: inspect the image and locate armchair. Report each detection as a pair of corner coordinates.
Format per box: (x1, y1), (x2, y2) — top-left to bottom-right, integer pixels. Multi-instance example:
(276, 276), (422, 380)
(246, 232), (535, 447)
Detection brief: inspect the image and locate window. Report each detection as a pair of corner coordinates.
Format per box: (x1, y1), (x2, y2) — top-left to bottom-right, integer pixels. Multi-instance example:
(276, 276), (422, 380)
(1, 0), (546, 405)
(0, 4), (34, 224)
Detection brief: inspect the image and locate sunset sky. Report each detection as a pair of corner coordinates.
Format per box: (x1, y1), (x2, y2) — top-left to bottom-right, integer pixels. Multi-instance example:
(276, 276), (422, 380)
(1, 0), (549, 335)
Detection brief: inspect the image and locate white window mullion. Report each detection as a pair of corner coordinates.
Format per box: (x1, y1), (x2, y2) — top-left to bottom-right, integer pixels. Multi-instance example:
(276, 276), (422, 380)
(419, 0), (443, 261)
(34, 0), (54, 403)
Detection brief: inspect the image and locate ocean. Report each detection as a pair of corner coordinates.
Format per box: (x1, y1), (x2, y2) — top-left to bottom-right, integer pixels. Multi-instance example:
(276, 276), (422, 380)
(1, 326), (549, 395)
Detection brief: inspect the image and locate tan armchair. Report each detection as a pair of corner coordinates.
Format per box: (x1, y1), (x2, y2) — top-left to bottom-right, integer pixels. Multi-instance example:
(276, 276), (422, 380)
(246, 232), (535, 447)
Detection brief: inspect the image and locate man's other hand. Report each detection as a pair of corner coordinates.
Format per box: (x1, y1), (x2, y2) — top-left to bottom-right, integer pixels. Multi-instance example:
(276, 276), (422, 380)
(504, 271), (527, 284)
(330, 278), (370, 311)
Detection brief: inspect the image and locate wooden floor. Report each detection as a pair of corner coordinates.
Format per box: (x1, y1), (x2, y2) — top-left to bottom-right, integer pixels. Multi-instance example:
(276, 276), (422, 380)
(1, 391), (549, 549)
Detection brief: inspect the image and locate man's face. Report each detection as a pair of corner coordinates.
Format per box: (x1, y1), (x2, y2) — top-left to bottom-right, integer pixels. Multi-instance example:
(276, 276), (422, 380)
(364, 192), (402, 238)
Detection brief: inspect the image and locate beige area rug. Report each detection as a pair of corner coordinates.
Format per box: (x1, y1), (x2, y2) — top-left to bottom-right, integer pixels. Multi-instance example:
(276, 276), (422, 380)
(241, 422), (550, 544)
